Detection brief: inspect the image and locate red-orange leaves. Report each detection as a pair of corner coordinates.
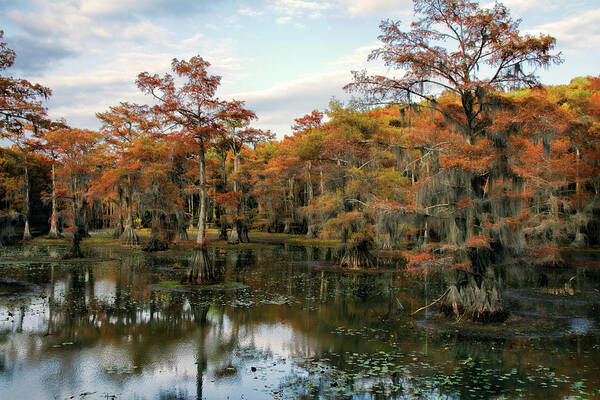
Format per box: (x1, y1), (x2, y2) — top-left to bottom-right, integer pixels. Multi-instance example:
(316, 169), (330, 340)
(292, 110), (323, 134)
(465, 235), (494, 249)
(531, 244), (564, 267)
(403, 249), (453, 275)
(456, 198), (471, 209)
(439, 137), (496, 174)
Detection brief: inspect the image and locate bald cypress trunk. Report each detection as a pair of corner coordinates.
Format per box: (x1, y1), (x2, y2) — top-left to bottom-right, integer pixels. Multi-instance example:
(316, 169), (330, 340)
(305, 162), (318, 239)
(218, 155), (228, 240)
(197, 145), (207, 245)
(338, 235), (375, 269)
(63, 193), (85, 259)
(143, 210), (169, 252)
(440, 249), (507, 322)
(112, 188), (124, 238)
(228, 150), (241, 244)
(22, 164), (32, 241)
(572, 147), (587, 248)
(182, 249), (221, 284)
(48, 163), (62, 239)
(120, 185), (139, 245)
(64, 230), (83, 259)
(319, 166), (325, 196)
(283, 178), (294, 234)
(228, 148), (249, 243)
(175, 210), (189, 241)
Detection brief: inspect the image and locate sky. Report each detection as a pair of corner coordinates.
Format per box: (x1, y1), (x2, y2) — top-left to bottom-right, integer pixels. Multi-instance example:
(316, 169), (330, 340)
(1, 0), (599, 138)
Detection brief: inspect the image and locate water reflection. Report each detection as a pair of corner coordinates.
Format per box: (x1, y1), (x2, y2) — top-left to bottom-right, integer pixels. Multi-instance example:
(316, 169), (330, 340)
(0, 244), (599, 399)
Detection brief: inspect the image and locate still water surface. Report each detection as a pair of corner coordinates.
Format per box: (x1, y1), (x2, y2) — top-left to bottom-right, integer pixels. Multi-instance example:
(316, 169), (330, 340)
(0, 242), (599, 399)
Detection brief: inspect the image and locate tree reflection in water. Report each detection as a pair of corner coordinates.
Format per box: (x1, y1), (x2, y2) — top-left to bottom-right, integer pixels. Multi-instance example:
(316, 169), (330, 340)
(0, 244), (599, 399)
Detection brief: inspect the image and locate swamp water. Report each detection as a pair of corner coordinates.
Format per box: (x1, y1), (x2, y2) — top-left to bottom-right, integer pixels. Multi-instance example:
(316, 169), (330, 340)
(0, 242), (599, 399)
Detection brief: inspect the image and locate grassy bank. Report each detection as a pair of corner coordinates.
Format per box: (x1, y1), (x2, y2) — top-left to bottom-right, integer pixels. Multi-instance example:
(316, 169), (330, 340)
(30, 228), (344, 251)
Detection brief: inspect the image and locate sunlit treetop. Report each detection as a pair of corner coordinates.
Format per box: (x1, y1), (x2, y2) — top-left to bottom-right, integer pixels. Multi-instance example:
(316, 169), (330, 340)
(0, 31), (52, 142)
(346, 0), (563, 142)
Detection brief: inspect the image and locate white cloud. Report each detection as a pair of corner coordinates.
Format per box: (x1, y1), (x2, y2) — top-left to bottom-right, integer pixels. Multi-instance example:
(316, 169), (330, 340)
(121, 20), (170, 42)
(330, 44), (378, 68)
(24, 37), (396, 134)
(328, 44), (396, 79)
(237, 7), (262, 16)
(276, 16), (293, 24)
(78, 0), (154, 16)
(231, 71), (347, 102)
(76, 0), (210, 18)
(230, 44), (403, 137)
(270, 0), (332, 14)
(335, 0), (411, 17)
(492, 0), (580, 13)
(531, 9), (600, 49)
(20, 29), (245, 129)
(227, 70), (352, 137)
(269, 0), (332, 23)
(29, 65), (145, 127)
(269, 0), (410, 21)
(267, 0), (411, 24)
(6, 1), (174, 64)
(6, 0), (218, 55)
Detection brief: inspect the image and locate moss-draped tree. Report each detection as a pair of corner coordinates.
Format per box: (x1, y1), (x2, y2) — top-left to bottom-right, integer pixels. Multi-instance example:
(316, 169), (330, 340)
(137, 56), (226, 246)
(0, 31), (52, 240)
(345, 0), (562, 321)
